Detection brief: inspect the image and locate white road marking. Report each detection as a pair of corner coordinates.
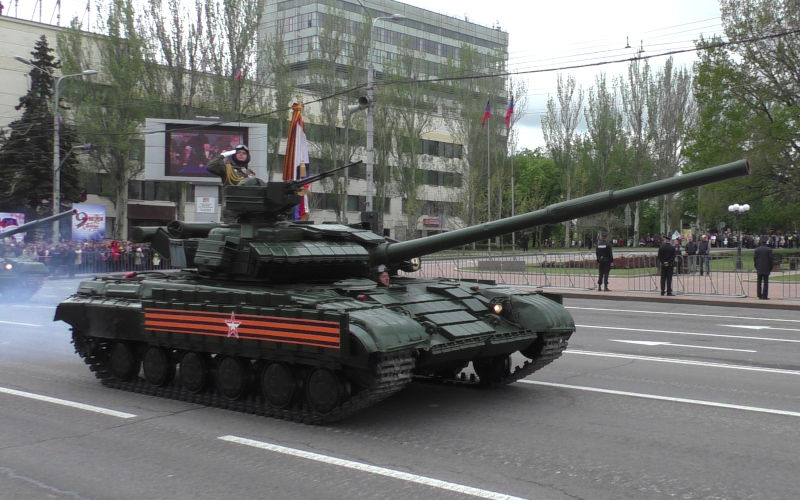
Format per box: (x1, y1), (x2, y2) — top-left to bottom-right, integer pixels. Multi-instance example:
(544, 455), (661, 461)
(609, 339), (756, 353)
(718, 324), (800, 332)
(566, 349), (800, 375)
(568, 306), (800, 324)
(576, 324), (800, 343)
(219, 435), (529, 500)
(0, 320), (42, 327)
(520, 380), (800, 418)
(0, 386), (136, 419)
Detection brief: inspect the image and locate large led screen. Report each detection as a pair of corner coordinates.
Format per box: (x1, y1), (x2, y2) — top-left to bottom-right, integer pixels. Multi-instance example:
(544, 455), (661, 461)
(165, 124), (248, 177)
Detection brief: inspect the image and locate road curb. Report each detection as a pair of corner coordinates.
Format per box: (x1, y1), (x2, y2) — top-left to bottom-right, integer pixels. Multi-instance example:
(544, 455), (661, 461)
(553, 290), (800, 310)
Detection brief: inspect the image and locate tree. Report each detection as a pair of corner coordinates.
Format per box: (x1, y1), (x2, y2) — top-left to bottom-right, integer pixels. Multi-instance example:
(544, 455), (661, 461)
(202, 0), (264, 117)
(0, 35), (82, 220)
(584, 72), (624, 235)
(619, 55), (652, 243)
(512, 148), (563, 248)
(688, 0), (800, 231)
(306, 7), (361, 222)
(647, 57), (695, 235)
(383, 39), (438, 238)
(542, 74), (584, 247)
(58, 0), (153, 240)
(259, 21), (297, 176)
(141, 0), (207, 119)
(445, 44), (508, 234)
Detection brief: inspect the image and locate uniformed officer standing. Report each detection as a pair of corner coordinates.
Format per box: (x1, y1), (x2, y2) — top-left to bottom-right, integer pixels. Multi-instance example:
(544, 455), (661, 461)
(657, 235), (676, 296)
(595, 235), (614, 291)
(754, 236), (775, 299)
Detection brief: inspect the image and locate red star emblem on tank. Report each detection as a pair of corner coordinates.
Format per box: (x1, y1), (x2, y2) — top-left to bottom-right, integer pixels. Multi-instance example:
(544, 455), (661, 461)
(225, 311), (241, 338)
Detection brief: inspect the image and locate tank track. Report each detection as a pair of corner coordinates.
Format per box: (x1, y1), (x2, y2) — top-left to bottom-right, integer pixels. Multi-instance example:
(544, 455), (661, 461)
(72, 333), (415, 425)
(416, 330), (573, 387)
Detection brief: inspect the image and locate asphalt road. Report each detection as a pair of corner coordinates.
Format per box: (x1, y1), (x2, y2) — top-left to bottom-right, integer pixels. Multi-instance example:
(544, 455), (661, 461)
(1, 278), (798, 500)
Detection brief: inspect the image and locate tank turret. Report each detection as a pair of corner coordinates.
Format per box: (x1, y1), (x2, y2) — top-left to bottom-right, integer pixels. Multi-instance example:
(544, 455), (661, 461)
(133, 159), (750, 282)
(57, 159), (751, 423)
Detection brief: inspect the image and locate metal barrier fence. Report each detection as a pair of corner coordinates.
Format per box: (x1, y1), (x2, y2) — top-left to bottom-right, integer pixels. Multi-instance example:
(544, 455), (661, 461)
(408, 251), (800, 300)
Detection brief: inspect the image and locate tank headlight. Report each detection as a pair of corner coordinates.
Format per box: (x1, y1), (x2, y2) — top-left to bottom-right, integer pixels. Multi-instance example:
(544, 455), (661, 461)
(410, 257), (421, 272)
(3, 262), (12, 271)
(492, 303), (503, 314)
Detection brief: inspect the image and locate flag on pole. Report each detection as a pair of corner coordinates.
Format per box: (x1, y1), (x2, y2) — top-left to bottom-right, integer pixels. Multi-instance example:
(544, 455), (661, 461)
(282, 102), (311, 220)
(481, 100), (491, 128)
(505, 97), (514, 129)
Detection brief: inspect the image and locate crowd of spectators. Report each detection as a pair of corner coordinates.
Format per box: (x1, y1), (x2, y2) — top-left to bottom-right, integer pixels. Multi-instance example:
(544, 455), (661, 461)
(0, 239), (167, 276)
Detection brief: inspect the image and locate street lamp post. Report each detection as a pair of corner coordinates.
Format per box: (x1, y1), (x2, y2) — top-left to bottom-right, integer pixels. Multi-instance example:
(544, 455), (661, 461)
(15, 56), (97, 243)
(727, 203), (750, 270)
(366, 13), (404, 216)
(52, 70), (98, 242)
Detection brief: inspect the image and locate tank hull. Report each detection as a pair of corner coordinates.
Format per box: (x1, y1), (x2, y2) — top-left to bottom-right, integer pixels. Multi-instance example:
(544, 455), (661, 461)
(1, 258), (49, 301)
(56, 271), (574, 423)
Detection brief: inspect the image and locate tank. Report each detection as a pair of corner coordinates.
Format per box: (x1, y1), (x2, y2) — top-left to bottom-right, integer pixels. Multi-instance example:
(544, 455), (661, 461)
(55, 159), (751, 423)
(1, 209), (76, 301)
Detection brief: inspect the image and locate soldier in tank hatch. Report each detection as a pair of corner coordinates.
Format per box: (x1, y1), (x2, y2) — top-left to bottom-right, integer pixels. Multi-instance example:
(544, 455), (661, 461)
(207, 144), (256, 186)
(376, 264), (391, 287)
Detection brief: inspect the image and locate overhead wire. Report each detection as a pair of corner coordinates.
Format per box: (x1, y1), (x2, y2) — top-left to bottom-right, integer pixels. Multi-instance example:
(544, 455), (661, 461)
(5, 22), (798, 144)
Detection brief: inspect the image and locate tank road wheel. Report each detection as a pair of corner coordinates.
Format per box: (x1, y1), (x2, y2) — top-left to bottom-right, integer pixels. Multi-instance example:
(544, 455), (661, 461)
(179, 352), (209, 394)
(473, 355), (511, 386)
(109, 342), (139, 381)
(260, 363), (297, 409)
(305, 368), (343, 414)
(217, 356), (251, 400)
(143, 347), (175, 387)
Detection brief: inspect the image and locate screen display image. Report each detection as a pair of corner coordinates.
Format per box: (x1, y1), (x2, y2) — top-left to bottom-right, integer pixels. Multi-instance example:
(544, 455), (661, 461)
(165, 125), (247, 177)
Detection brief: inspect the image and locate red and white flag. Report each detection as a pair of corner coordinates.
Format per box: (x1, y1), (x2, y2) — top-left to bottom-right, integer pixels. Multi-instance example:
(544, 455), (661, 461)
(282, 102), (310, 220)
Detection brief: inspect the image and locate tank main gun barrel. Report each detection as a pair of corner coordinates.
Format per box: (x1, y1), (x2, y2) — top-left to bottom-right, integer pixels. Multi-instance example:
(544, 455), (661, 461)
(373, 159), (751, 265)
(1, 209), (76, 240)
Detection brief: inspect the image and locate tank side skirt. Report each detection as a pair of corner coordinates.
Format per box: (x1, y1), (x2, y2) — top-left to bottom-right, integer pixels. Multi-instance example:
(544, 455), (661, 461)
(70, 330), (415, 424)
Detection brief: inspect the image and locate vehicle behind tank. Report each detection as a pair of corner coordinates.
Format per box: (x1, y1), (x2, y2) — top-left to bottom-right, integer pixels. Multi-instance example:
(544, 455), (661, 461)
(55, 159), (751, 423)
(1, 210), (75, 301)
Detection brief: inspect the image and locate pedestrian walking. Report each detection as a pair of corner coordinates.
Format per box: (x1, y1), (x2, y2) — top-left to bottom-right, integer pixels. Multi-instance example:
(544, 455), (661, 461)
(754, 236), (774, 300)
(658, 235), (676, 296)
(595, 235), (613, 291)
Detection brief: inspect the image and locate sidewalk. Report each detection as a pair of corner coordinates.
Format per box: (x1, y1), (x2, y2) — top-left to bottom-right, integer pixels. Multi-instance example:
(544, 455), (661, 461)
(550, 273), (800, 310)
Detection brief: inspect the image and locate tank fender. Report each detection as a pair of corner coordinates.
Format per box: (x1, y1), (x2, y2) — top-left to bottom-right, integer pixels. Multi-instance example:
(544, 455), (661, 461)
(508, 293), (575, 332)
(347, 308), (429, 353)
(54, 299), (88, 331)
(348, 323), (378, 353)
(479, 289), (575, 332)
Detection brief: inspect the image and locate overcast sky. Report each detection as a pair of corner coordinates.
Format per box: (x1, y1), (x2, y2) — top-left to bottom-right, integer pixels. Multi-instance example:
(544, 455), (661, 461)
(15, 0), (725, 150)
(400, 0), (724, 150)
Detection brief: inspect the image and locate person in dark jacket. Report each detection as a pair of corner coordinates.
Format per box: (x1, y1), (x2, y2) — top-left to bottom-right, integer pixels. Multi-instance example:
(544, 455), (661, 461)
(657, 235), (676, 296)
(754, 236), (775, 299)
(685, 235), (697, 274)
(595, 235), (613, 291)
(698, 234), (710, 275)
